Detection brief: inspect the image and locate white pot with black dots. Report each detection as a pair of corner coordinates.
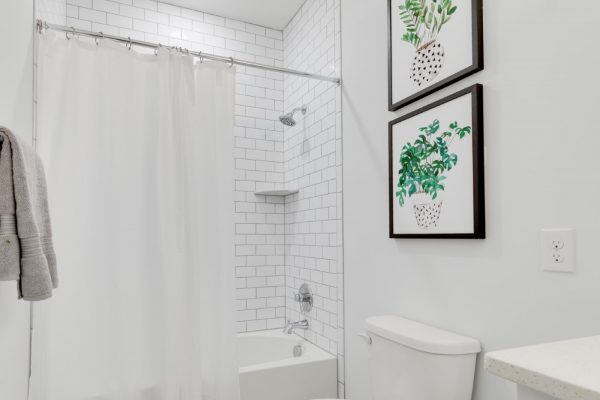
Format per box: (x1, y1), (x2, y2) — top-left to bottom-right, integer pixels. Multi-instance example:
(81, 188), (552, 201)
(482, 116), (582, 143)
(409, 40), (445, 87)
(410, 192), (443, 229)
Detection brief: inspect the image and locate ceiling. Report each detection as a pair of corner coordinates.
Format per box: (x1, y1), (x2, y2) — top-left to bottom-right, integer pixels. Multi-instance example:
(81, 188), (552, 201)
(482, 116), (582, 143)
(166, 0), (305, 30)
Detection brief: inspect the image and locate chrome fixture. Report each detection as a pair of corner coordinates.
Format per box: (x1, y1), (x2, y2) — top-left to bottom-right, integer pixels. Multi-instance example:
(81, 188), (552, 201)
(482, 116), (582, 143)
(357, 332), (373, 345)
(294, 283), (313, 313)
(283, 319), (309, 335)
(36, 20), (341, 84)
(279, 106), (307, 127)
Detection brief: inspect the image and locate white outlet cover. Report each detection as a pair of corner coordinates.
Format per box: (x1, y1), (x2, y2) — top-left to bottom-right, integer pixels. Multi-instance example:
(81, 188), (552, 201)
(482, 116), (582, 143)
(541, 229), (576, 273)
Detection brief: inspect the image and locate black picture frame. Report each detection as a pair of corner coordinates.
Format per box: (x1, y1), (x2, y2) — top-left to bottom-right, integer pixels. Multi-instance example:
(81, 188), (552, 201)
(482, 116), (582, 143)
(388, 84), (485, 239)
(388, 0), (484, 111)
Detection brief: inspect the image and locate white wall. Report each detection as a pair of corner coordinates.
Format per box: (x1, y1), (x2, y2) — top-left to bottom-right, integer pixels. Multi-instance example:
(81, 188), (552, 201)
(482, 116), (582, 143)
(341, 1), (600, 399)
(0, 0), (35, 398)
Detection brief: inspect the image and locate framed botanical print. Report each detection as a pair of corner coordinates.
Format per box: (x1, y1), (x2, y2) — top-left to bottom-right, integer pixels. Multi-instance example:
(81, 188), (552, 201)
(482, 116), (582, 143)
(388, 0), (483, 111)
(388, 84), (484, 238)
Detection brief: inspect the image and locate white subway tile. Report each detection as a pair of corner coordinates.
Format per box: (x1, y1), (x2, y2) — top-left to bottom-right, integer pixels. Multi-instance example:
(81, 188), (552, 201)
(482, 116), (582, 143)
(119, 27), (144, 40)
(246, 319), (267, 331)
(143, 32), (169, 44)
(214, 26), (236, 39)
(204, 35), (225, 48)
(256, 35), (275, 48)
(144, 9), (167, 24)
(119, 4), (144, 19)
(181, 30), (203, 43)
(192, 21), (213, 34)
(235, 30), (255, 44)
(107, 13), (131, 28)
(66, 17), (91, 30)
(91, 22), (119, 35)
(133, 19), (156, 33)
(169, 15), (191, 29)
(226, 18), (245, 31)
(266, 28), (282, 39)
(204, 13), (224, 26)
(132, 0), (156, 10)
(158, 24), (180, 38)
(180, 8), (203, 21)
(78, 7), (106, 23)
(67, 0), (92, 8)
(246, 23), (265, 36)
(226, 39), (245, 52)
(157, 2), (180, 15)
(246, 44), (266, 57)
(93, 0), (119, 13)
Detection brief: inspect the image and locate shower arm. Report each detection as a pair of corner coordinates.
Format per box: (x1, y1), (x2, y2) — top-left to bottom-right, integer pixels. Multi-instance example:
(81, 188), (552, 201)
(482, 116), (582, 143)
(291, 106), (307, 116)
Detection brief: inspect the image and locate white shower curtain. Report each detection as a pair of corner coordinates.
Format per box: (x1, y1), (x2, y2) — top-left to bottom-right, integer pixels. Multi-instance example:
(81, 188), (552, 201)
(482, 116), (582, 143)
(32, 32), (239, 400)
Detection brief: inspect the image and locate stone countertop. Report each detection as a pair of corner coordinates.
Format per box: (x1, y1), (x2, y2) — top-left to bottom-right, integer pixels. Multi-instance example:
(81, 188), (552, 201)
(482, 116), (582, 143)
(485, 336), (600, 400)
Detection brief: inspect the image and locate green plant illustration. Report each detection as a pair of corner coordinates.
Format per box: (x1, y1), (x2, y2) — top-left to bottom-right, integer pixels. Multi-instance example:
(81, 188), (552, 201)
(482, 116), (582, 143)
(396, 119), (471, 207)
(398, 0), (458, 48)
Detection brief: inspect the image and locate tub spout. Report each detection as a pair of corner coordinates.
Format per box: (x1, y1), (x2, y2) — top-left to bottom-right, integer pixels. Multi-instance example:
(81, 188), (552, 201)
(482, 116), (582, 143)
(283, 319), (309, 334)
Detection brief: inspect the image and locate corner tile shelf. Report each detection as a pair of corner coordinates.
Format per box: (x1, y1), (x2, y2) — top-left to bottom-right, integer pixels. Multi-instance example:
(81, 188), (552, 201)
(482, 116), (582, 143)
(485, 336), (600, 400)
(254, 189), (299, 196)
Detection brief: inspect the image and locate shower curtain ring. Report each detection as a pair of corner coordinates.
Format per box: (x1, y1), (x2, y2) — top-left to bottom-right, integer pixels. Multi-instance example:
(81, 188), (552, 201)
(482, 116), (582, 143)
(95, 32), (104, 46)
(228, 57), (234, 68)
(199, 51), (204, 63)
(126, 37), (132, 51)
(154, 43), (162, 56)
(66, 26), (76, 40)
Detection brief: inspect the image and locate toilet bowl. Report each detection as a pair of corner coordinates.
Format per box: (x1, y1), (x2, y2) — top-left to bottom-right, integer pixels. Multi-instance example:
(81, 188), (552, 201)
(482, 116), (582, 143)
(313, 315), (481, 400)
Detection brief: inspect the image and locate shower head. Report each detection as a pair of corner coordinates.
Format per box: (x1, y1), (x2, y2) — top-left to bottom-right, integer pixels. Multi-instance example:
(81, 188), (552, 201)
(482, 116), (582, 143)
(279, 106), (307, 127)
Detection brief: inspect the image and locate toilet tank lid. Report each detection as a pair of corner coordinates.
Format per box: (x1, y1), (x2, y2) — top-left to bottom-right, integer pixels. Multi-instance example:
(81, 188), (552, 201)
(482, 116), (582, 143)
(365, 315), (481, 355)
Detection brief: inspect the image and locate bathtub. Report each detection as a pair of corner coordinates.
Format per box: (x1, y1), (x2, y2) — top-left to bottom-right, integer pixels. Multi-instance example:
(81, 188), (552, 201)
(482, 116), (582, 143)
(238, 330), (338, 400)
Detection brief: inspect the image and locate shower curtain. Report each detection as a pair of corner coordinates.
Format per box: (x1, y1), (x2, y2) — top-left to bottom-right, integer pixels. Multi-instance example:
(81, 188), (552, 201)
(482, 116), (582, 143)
(32, 32), (239, 400)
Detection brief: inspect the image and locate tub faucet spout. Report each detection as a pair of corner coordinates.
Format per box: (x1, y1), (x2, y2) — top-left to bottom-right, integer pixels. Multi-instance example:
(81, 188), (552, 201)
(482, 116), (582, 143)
(283, 319), (309, 334)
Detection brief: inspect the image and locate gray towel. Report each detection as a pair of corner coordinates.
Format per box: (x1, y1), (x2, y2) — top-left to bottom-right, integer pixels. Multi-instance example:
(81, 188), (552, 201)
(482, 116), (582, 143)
(0, 127), (57, 301)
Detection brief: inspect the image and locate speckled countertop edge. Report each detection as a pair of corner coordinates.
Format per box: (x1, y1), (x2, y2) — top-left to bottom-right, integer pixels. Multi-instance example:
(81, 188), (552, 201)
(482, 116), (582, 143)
(485, 353), (600, 400)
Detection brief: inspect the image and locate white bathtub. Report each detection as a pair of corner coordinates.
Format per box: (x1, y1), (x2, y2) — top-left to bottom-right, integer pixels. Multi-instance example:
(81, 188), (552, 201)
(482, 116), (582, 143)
(238, 330), (338, 400)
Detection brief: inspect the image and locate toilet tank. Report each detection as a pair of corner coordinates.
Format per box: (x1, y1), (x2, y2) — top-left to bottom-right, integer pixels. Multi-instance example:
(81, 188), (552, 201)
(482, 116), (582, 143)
(364, 316), (481, 400)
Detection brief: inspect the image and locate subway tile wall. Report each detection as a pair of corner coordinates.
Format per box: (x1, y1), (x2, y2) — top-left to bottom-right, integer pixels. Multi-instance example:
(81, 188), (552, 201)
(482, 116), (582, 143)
(47, 0), (288, 333)
(282, 0), (344, 395)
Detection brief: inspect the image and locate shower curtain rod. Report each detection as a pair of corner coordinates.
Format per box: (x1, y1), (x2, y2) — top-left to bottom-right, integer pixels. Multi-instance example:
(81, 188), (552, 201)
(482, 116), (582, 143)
(36, 20), (342, 85)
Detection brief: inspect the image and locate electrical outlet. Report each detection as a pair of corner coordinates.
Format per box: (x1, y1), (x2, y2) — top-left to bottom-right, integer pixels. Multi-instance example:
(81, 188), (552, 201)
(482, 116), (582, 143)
(541, 229), (575, 273)
(551, 253), (564, 263)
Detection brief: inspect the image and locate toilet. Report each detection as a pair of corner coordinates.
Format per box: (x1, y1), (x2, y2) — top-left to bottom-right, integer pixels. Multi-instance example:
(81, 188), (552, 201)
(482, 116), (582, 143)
(315, 315), (481, 400)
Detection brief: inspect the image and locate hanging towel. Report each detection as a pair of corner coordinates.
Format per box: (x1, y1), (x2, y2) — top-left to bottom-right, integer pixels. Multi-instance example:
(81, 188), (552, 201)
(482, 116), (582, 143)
(0, 127), (57, 300)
